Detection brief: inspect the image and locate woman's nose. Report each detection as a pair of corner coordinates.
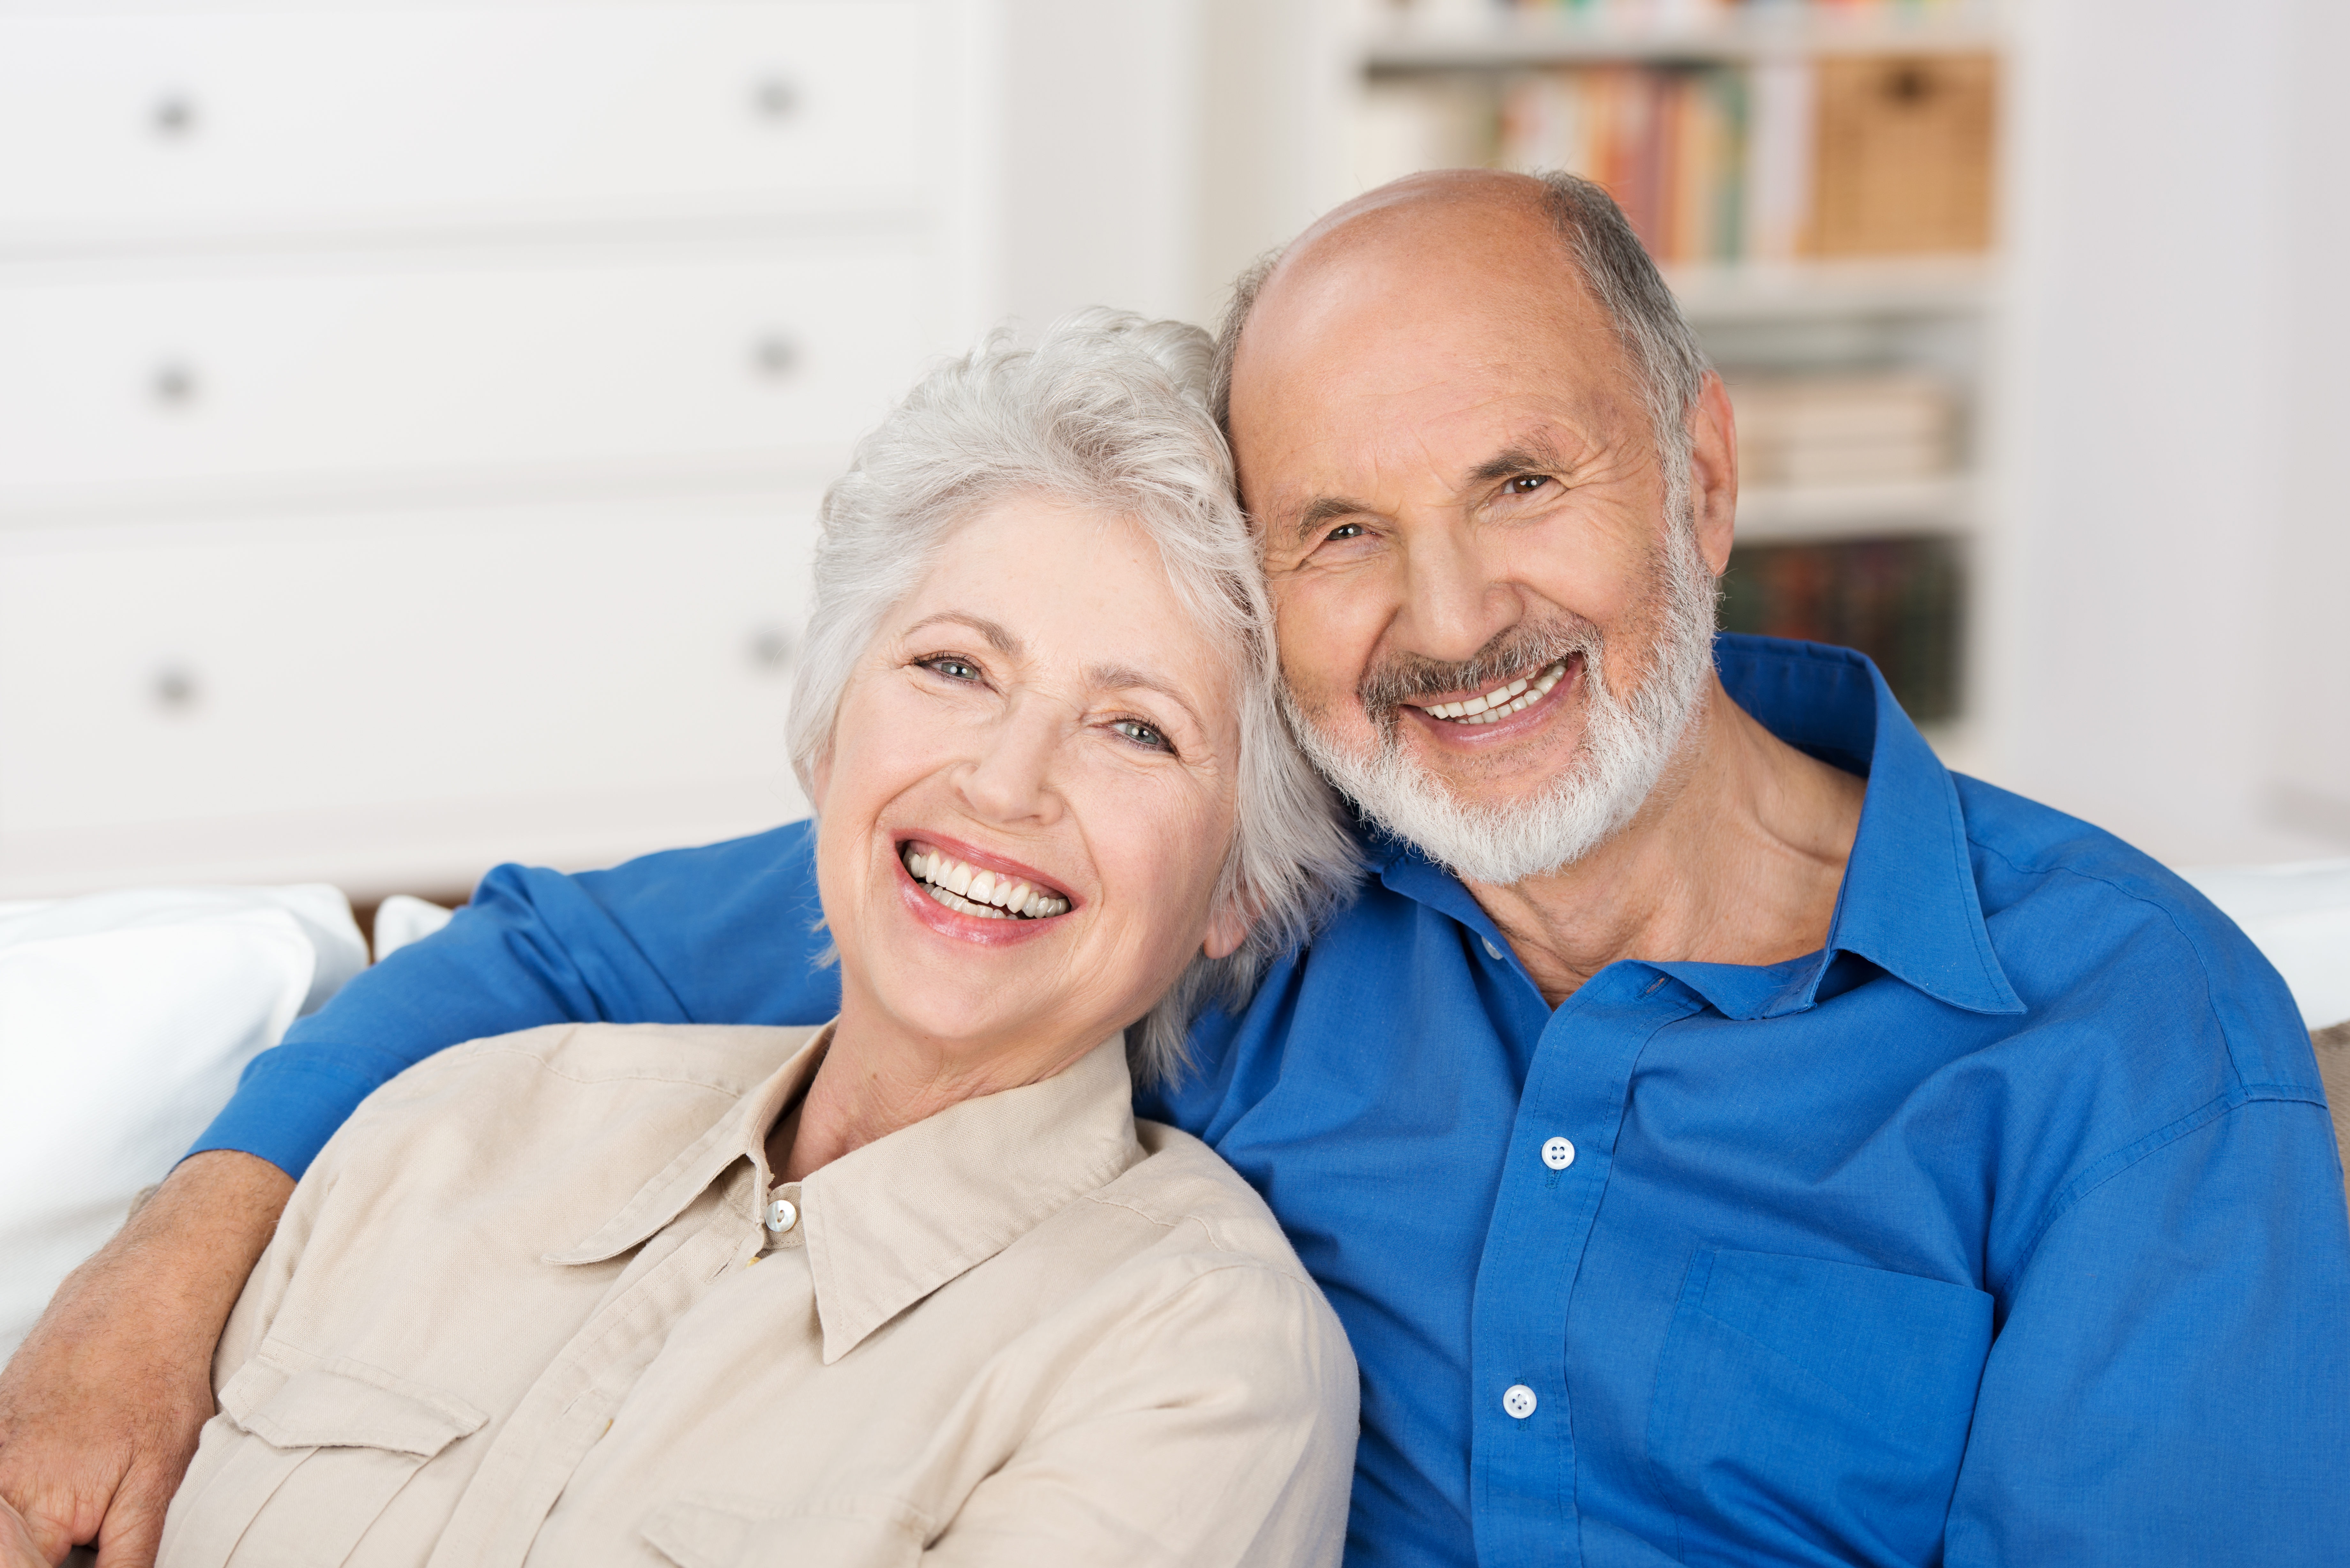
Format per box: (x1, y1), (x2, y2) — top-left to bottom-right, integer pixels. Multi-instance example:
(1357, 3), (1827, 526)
(954, 704), (1064, 827)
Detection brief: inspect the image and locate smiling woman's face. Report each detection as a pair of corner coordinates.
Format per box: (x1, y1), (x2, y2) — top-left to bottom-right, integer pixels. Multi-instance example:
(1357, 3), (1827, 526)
(811, 494), (1249, 1080)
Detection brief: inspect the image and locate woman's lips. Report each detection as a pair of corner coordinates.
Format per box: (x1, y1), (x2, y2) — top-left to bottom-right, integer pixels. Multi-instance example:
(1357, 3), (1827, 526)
(891, 840), (1071, 948)
(896, 833), (1074, 922)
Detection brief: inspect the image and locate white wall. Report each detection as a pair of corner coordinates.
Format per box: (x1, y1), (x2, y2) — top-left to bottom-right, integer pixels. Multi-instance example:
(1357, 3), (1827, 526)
(1989, 0), (2347, 865)
(996, 0), (1201, 330)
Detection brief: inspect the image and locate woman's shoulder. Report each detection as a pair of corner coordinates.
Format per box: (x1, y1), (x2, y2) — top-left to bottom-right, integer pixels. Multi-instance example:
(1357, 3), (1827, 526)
(1089, 1120), (1325, 1294)
(330, 1021), (822, 1165)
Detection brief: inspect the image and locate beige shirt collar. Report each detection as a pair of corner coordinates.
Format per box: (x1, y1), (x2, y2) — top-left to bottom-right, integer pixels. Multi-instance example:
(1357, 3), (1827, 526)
(544, 1023), (1143, 1362)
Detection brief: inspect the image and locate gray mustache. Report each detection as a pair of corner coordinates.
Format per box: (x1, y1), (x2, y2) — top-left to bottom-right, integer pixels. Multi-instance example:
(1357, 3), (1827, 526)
(1356, 623), (1597, 716)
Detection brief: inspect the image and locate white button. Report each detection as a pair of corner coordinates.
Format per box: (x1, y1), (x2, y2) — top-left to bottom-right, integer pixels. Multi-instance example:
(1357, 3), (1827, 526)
(764, 1197), (799, 1233)
(1502, 1384), (1537, 1420)
(1482, 937), (1505, 961)
(1541, 1137), (1576, 1171)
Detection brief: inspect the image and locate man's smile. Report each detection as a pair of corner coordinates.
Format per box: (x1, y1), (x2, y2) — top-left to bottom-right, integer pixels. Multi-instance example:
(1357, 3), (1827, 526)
(1407, 657), (1573, 726)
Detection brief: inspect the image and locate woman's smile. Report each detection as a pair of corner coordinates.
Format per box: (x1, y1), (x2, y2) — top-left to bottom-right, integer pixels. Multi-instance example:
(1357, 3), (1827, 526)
(899, 839), (1073, 921)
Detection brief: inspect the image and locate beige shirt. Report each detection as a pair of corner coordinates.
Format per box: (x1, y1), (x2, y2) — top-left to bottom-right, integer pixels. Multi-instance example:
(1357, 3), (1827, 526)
(160, 1023), (1357, 1568)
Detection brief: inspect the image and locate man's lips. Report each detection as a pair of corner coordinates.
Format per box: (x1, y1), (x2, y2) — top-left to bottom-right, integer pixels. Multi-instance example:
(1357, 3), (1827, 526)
(1399, 654), (1581, 741)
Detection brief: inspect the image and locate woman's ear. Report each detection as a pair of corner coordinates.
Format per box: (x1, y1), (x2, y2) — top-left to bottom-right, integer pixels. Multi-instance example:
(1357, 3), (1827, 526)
(1202, 899), (1255, 962)
(808, 747), (834, 813)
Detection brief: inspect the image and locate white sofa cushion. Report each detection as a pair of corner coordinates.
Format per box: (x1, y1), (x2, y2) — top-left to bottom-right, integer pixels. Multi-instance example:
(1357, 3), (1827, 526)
(0, 886), (365, 1357)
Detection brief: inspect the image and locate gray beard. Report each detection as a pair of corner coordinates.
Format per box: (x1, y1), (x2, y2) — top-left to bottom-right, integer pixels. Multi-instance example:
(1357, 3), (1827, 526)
(1281, 516), (1720, 888)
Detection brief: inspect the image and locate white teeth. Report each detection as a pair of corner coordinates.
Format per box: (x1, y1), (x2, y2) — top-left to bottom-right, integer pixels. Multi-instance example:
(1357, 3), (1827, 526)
(901, 844), (1070, 919)
(1419, 660), (1568, 723)
(927, 884), (1008, 919)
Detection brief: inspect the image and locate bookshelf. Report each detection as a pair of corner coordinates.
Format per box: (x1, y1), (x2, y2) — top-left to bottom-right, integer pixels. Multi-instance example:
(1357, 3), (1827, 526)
(1314, 0), (2006, 749)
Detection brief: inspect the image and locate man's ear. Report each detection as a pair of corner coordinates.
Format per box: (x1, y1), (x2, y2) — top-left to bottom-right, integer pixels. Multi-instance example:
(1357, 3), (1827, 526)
(1687, 371), (1739, 576)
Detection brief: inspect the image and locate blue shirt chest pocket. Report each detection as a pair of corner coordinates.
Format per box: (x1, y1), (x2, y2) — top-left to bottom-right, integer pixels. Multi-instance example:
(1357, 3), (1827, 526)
(1647, 1249), (1994, 1568)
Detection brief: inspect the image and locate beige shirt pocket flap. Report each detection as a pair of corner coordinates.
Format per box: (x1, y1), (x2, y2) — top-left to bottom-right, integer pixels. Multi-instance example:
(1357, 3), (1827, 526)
(219, 1349), (488, 1459)
(640, 1495), (926, 1568)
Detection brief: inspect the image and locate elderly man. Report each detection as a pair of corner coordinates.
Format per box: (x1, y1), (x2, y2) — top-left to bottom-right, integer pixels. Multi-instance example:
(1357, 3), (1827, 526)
(4, 171), (2345, 1567)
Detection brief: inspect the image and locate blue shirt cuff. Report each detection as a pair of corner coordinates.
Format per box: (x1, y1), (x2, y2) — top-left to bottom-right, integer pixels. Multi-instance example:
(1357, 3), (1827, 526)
(183, 1041), (427, 1181)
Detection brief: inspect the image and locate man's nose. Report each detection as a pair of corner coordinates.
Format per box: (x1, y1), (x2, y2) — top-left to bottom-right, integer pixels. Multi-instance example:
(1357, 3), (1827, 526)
(954, 700), (1065, 827)
(1394, 519), (1520, 665)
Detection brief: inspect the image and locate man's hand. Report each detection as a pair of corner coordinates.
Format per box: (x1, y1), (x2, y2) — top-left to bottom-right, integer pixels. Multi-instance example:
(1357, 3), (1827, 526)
(0, 1151), (294, 1567)
(0, 1493), (49, 1568)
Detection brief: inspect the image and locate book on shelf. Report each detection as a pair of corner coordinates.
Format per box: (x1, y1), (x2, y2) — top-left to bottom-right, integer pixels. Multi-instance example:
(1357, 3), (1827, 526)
(1719, 535), (1962, 722)
(1727, 370), (1958, 487)
(1353, 8), (1997, 264)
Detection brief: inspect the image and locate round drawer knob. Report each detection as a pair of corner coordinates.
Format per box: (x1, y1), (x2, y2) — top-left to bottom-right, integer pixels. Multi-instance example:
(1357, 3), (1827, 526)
(151, 94), (199, 139)
(151, 363), (200, 409)
(752, 78), (799, 120)
(748, 627), (794, 672)
(751, 336), (799, 380)
(151, 665), (199, 713)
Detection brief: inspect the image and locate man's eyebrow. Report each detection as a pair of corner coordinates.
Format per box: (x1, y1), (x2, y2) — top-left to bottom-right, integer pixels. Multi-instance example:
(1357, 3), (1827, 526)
(1281, 494), (1379, 549)
(1275, 433), (1582, 547)
(1085, 662), (1207, 735)
(1467, 435), (1576, 486)
(898, 611), (1020, 654)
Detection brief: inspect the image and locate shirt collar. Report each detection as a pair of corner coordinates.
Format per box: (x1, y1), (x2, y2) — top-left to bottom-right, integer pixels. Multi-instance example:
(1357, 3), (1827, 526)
(546, 1023), (1145, 1362)
(1368, 633), (2023, 1021)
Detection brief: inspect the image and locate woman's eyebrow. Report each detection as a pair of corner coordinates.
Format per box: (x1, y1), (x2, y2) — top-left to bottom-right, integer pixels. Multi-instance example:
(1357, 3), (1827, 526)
(900, 611), (1021, 654)
(1086, 663), (1207, 733)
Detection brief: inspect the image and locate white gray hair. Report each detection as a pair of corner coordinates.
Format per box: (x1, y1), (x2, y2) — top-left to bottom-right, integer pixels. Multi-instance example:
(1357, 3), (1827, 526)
(787, 309), (1363, 1086)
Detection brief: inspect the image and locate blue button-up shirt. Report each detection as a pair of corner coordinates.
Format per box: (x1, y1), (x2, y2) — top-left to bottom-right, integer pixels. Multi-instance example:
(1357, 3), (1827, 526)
(198, 635), (2350, 1565)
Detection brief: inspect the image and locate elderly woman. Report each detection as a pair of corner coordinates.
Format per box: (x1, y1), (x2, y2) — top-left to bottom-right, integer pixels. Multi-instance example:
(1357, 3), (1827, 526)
(141, 314), (1364, 1567)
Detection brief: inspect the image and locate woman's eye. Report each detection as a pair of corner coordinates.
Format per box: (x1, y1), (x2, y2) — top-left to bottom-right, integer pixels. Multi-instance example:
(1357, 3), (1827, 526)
(1505, 475), (1551, 496)
(1111, 718), (1172, 753)
(922, 656), (982, 682)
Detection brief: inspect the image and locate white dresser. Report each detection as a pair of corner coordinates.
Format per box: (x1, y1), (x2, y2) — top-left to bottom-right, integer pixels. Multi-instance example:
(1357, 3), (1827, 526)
(0, 0), (995, 898)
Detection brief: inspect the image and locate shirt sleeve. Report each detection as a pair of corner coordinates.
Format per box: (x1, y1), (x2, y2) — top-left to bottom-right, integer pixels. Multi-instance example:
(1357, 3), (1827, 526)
(921, 1263), (1360, 1568)
(1944, 1091), (2350, 1565)
(186, 819), (840, 1180)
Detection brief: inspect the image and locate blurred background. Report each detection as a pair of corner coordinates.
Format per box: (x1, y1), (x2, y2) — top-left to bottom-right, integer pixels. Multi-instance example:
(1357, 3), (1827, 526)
(0, 0), (2342, 924)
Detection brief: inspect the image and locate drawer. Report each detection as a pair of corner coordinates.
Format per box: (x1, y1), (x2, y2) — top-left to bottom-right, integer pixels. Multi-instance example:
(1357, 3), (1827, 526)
(0, 2), (944, 245)
(0, 236), (936, 508)
(0, 492), (823, 876)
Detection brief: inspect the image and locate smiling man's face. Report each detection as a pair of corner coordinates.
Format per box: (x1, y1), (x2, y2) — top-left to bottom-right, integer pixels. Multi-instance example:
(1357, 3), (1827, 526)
(1228, 175), (1732, 885)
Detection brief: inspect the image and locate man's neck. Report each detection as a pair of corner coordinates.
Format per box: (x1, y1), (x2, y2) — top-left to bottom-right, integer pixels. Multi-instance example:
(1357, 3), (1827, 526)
(1465, 678), (1867, 1007)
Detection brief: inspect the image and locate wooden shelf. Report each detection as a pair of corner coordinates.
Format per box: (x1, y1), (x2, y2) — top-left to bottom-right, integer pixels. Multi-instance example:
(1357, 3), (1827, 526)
(1665, 256), (1993, 320)
(1732, 474), (1974, 542)
(1363, 9), (2000, 71)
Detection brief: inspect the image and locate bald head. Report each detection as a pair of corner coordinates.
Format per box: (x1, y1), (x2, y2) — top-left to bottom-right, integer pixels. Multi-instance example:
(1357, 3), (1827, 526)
(1211, 170), (1705, 461)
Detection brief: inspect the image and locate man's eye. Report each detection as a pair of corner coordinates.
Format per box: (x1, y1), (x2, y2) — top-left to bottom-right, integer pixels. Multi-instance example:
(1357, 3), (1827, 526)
(922, 656), (982, 682)
(1505, 475), (1551, 495)
(1324, 522), (1366, 543)
(1111, 718), (1171, 753)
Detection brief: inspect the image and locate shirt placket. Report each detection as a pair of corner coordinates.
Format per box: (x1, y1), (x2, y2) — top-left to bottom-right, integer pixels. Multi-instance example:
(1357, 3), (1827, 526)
(1468, 965), (1697, 1568)
(432, 1161), (765, 1568)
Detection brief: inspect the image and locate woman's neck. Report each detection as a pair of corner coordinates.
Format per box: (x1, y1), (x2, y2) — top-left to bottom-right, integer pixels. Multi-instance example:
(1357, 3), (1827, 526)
(767, 1000), (1103, 1182)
